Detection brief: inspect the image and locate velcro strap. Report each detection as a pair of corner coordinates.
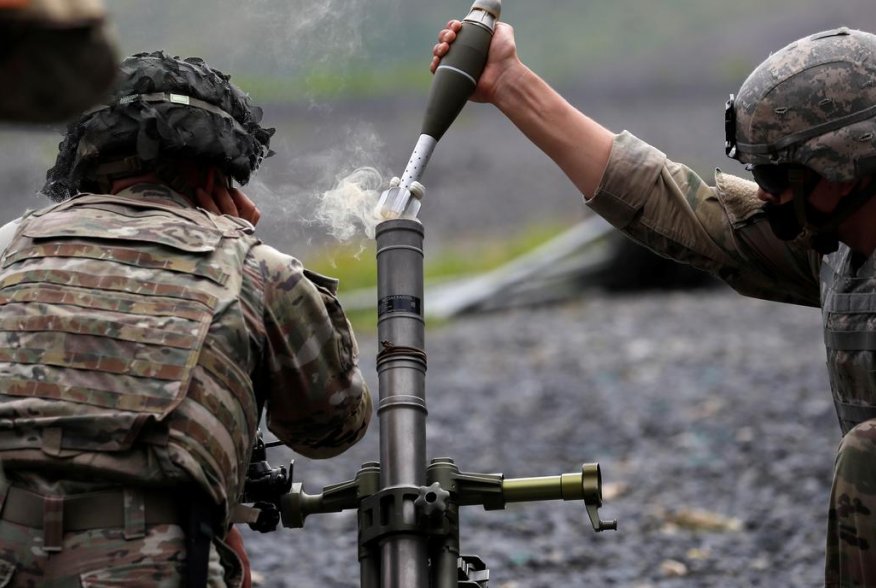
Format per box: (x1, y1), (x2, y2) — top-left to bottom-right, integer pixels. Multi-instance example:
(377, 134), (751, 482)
(835, 400), (876, 434)
(123, 488), (146, 540)
(825, 329), (876, 351)
(42, 496), (64, 552)
(2, 487), (180, 533)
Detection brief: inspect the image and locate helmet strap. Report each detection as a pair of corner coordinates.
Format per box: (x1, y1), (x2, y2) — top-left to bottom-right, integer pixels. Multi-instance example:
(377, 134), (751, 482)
(153, 160), (198, 201)
(89, 156), (148, 194)
(89, 156), (199, 201)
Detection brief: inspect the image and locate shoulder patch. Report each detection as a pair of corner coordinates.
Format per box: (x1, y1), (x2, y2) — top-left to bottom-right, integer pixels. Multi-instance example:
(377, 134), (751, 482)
(714, 169), (763, 226)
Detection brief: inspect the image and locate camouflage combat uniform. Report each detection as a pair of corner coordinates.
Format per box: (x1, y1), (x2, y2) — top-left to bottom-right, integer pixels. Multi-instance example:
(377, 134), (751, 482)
(589, 131), (876, 586)
(0, 183), (372, 586)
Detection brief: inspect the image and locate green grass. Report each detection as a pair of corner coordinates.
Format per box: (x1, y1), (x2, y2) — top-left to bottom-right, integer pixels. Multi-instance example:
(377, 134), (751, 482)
(305, 221), (574, 332)
(236, 62), (432, 104)
(267, 0), (811, 101)
(110, 0), (814, 104)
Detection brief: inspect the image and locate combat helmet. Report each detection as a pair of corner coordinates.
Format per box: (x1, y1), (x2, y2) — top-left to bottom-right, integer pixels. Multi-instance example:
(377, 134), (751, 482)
(726, 27), (876, 182)
(0, 0), (117, 122)
(43, 50), (275, 201)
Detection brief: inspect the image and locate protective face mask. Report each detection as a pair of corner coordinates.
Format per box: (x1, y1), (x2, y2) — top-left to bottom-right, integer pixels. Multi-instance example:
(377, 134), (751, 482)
(763, 201), (838, 253)
(763, 201), (802, 241)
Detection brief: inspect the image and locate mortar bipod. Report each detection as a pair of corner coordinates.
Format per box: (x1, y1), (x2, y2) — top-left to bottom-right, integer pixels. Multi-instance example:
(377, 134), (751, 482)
(275, 458), (616, 586)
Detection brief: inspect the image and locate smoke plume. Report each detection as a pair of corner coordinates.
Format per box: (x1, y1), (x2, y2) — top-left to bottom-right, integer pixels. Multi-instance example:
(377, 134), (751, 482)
(235, 0), (404, 246)
(314, 166), (384, 241)
(243, 0), (399, 72)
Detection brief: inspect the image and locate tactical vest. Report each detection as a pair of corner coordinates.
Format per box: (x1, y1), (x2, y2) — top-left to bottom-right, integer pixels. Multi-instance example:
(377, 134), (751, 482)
(0, 193), (261, 522)
(821, 245), (876, 434)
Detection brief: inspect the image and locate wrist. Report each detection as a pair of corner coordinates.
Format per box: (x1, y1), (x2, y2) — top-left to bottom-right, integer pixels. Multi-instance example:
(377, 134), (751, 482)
(491, 61), (539, 114)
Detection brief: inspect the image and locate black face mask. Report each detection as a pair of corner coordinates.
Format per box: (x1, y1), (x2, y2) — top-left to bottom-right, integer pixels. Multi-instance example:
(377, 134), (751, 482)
(763, 201), (839, 253)
(763, 200), (802, 241)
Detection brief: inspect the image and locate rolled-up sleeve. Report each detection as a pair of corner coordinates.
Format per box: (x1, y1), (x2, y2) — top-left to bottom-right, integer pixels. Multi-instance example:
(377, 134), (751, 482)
(587, 132), (821, 307)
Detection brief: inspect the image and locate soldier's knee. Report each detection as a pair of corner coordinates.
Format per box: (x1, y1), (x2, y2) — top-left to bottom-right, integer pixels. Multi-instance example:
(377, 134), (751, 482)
(835, 419), (876, 480)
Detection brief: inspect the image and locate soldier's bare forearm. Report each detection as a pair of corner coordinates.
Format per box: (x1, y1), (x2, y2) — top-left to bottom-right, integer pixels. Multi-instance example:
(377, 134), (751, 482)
(491, 63), (614, 199)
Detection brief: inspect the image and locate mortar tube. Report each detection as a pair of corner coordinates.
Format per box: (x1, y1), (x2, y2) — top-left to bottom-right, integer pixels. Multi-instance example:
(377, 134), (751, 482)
(375, 219), (429, 588)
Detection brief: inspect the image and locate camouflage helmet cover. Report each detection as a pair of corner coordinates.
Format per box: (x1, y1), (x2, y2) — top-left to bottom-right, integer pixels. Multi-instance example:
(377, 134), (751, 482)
(727, 27), (876, 182)
(43, 50), (275, 200)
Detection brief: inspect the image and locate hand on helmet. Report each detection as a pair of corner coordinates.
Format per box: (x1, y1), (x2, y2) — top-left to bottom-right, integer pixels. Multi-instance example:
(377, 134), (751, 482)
(195, 169), (261, 226)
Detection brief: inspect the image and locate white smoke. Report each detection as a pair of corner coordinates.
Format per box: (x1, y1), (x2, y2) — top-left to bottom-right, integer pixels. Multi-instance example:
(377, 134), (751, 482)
(230, 0), (405, 246)
(244, 122), (391, 251)
(314, 166), (384, 241)
(243, 0), (399, 70)
(305, 122), (389, 243)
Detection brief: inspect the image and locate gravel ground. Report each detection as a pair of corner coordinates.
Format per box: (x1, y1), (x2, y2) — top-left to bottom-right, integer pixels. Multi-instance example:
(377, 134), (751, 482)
(0, 18), (852, 586)
(242, 285), (838, 587)
(0, 87), (839, 588)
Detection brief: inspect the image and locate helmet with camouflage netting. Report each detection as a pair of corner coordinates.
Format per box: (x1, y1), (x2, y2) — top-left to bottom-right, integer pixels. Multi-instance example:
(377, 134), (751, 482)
(725, 27), (876, 182)
(43, 50), (275, 201)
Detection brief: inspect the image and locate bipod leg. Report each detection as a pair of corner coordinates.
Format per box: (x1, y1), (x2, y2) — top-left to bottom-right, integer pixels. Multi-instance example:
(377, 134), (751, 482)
(428, 459), (492, 588)
(429, 498), (460, 588)
(425, 462), (459, 587)
(359, 544), (380, 588)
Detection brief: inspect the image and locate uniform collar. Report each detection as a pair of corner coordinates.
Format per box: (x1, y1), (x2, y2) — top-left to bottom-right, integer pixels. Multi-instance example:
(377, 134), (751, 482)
(114, 183), (193, 209)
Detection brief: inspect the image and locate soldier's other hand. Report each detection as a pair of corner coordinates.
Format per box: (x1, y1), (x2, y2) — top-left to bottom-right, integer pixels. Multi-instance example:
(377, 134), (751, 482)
(230, 188), (261, 226)
(195, 169), (261, 226)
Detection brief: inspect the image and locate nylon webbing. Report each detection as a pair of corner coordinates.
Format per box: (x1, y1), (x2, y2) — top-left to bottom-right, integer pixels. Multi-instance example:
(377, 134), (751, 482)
(834, 399), (876, 434)
(825, 329), (876, 350)
(84, 92), (246, 133)
(737, 103), (876, 155)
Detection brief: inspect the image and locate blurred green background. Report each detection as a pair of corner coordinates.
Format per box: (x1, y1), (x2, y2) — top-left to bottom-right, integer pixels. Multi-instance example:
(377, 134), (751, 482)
(2, 0), (874, 302)
(103, 0), (840, 101)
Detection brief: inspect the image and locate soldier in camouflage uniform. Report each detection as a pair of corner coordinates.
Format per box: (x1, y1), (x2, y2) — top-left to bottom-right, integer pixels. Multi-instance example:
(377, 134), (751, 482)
(0, 51), (372, 586)
(435, 21), (876, 588)
(0, 0), (117, 122)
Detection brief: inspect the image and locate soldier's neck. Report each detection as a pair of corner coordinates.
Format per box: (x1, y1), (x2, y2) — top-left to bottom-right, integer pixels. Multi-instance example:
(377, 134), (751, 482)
(110, 173), (165, 194)
(838, 197), (876, 258)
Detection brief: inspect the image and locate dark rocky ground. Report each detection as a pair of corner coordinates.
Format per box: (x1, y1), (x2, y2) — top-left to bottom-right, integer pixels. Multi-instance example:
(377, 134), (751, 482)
(242, 286), (835, 587)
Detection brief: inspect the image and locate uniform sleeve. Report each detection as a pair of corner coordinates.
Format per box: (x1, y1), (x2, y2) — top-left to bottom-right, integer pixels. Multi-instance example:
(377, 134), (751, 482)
(249, 244), (372, 458)
(0, 217), (22, 254)
(587, 131), (822, 307)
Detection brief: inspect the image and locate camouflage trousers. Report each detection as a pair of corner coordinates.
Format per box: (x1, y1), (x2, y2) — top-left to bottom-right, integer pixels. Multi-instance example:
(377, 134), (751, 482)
(826, 420), (876, 587)
(0, 521), (242, 587)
